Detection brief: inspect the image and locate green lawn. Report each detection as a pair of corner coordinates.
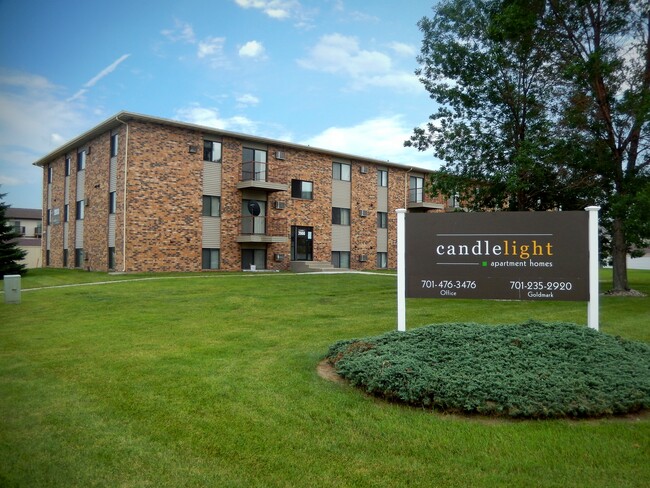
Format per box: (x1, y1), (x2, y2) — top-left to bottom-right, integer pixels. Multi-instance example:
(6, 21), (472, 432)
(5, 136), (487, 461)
(1, 269), (648, 487)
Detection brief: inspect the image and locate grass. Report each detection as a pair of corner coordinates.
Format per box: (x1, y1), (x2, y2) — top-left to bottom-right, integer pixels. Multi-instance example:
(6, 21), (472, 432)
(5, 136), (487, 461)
(1, 268), (649, 487)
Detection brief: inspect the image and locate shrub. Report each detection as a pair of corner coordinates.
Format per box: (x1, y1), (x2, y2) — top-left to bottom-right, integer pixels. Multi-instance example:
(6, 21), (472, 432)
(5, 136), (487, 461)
(325, 321), (650, 419)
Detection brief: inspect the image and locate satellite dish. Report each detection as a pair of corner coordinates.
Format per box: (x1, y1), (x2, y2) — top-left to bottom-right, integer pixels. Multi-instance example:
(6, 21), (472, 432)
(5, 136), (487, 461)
(247, 201), (261, 216)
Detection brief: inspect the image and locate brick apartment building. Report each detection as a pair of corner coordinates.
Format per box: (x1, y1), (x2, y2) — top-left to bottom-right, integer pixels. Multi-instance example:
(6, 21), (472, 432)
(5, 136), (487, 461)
(34, 111), (446, 273)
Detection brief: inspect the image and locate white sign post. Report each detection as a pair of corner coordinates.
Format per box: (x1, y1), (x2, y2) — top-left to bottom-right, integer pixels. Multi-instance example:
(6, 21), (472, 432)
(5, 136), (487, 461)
(586, 206), (600, 330)
(396, 209), (407, 332)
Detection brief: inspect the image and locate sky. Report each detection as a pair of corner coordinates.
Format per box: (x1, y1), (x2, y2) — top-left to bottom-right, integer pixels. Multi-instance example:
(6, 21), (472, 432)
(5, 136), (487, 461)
(0, 0), (442, 209)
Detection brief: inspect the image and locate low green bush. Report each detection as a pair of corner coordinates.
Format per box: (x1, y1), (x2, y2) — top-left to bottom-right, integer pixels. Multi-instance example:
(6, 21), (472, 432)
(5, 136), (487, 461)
(326, 321), (650, 419)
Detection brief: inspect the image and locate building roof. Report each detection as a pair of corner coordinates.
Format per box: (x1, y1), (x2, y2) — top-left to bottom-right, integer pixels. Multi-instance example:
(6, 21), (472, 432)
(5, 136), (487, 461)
(33, 111), (432, 173)
(5, 208), (42, 220)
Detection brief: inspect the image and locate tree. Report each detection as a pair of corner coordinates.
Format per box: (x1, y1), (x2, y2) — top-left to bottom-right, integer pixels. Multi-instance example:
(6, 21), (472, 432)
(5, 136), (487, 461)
(545, 0), (650, 291)
(0, 190), (27, 278)
(407, 0), (649, 292)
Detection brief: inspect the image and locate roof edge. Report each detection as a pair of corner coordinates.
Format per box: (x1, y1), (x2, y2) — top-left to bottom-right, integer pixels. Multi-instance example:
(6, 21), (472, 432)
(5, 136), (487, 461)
(33, 110), (434, 173)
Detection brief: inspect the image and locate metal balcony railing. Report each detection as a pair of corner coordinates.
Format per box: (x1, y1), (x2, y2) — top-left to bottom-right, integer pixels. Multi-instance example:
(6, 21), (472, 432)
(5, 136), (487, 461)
(241, 160), (267, 181)
(409, 186), (424, 203)
(240, 216), (287, 237)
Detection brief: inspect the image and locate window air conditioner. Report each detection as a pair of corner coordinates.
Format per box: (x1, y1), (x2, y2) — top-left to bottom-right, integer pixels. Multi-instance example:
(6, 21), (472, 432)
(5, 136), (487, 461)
(274, 201), (286, 210)
(275, 151), (285, 160)
(85, 198), (90, 206)
(360, 166), (368, 174)
(274, 253), (285, 261)
(359, 209), (368, 217)
(358, 254), (368, 262)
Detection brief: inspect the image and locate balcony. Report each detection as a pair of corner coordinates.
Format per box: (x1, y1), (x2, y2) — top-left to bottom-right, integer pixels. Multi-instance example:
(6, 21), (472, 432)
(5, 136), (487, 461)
(407, 187), (444, 211)
(236, 160), (288, 192)
(236, 216), (288, 243)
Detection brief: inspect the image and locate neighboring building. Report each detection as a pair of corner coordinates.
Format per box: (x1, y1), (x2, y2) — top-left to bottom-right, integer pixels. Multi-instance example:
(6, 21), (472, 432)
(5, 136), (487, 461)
(34, 111), (447, 273)
(5, 207), (43, 269)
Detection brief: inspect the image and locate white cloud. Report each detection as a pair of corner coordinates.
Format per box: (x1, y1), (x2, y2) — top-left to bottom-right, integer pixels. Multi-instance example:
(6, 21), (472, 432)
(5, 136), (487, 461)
(298, 34), (421, 92)
(174, 104), (258, 134)
(0, 70), (99, 207)
(236, 94), (260, 106)
(198, 36), (226, 59)
(239, 40), (265, 58)
(389, 42), (416, 57)
(67, 54), (130, 102)
(301, 115), (440, 170)
(235, 0), (300, 20)
(161, 19), (196, 43)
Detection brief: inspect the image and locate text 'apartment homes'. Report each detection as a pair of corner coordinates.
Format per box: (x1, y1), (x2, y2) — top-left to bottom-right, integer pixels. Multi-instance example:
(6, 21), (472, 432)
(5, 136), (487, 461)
(34, 112), (451, 273)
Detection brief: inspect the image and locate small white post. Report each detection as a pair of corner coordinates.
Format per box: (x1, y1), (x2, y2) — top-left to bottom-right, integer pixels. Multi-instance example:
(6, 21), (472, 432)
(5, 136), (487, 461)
(396, 209), (407, 332)
(586, 206), (600, 330)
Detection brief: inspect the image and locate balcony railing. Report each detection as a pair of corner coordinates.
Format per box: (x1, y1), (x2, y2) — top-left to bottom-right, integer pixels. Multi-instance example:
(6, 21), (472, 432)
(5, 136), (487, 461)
(237, 160), (288, 192)
(237, 216), (288, 243)
(408, 186), (424, 203)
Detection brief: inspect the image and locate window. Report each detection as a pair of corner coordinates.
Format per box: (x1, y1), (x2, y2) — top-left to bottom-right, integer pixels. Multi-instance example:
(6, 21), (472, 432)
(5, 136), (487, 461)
(63, 249), (68, 267)
(203, 140), (222, 162)
(333, 162), (351, 181)
(108, 247), (116, 270)
(291, 180), (313, 200)
(241, 249), (265, 270)
(242, 147), (267, 181)
(64, 204), (69, 222)
(332, 251), (350, 268)
(332, 207), (351, 225)
(77, 150), (86, 171)
(378, 169), (388, 187)
(377, 252), (388, 269)
(47, 166), (53, 183)
(377, 212), (388, 229)
(202, 196), (221, 217)
(74, 248), (84, 268)
(65, 157), (71, 176)
(202, 248), (220, 270)
(110, 133), (119, 157)
(109, 192), (117, 214)
(409, 176), (424, 203)
(76, 200), (84, 220)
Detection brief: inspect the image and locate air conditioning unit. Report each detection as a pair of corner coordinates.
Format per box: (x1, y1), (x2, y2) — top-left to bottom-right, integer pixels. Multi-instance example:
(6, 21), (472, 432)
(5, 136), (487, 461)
(275, 151), (285, 160)
(85, 198), (90, 206)
(274, 201), (286, 210)
(86, 146), (91, 155)
(359, 209), (368, 217)
(274, 253), (285, 262)
(358, 254), (368, 262)
(360, 165), (368, 174)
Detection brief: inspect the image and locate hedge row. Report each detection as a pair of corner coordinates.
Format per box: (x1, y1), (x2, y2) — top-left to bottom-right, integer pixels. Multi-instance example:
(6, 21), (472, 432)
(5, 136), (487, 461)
(325, 321), (650, 419)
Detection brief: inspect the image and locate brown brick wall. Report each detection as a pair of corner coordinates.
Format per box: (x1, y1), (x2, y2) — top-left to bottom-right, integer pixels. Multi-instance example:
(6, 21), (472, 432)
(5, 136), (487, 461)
(38, 116), (447, 273)
(124, 121), (203, 272)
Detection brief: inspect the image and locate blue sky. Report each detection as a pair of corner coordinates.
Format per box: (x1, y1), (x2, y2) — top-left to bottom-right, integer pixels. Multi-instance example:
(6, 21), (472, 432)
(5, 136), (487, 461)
(0, 0), (441, 209)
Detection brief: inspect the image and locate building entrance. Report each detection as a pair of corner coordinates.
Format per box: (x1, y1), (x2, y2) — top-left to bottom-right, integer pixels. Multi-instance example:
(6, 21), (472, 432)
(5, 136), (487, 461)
(291, 226), (313, 261)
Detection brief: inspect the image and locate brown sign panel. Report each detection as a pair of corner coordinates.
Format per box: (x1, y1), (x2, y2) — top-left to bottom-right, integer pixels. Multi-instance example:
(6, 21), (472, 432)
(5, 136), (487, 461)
(405, 212), (589, 301)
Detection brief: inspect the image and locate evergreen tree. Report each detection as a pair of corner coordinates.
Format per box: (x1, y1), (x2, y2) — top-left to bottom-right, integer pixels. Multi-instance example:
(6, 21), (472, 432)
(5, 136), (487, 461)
(0, 190), (27, 278)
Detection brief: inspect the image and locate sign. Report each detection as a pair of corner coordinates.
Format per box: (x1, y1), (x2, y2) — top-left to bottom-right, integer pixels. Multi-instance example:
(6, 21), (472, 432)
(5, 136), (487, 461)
(405, 212), (589, 301)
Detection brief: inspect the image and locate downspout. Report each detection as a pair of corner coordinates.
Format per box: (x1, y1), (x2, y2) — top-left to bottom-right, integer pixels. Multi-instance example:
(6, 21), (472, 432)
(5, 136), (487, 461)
(115, 115), (129, 272)
(404, 167), (413, 208)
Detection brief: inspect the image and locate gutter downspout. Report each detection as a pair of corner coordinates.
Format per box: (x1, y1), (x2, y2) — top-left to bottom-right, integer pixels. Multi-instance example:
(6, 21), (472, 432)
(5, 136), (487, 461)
(115, 115), (129, 272)
(404, 167), (413, 208)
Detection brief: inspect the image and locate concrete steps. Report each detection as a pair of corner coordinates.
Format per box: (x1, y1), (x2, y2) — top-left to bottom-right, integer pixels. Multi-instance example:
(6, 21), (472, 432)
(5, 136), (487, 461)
(290, 261), (337, 273)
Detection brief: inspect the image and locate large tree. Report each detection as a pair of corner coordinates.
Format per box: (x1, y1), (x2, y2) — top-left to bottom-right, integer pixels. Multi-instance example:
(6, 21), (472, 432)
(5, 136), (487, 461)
(0, 190), (27, 277)
(407, 0), (649, 292)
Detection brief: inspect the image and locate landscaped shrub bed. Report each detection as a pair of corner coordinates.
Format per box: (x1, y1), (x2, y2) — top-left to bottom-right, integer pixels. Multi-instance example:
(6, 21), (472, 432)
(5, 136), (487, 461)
(326, 321), (650, 419)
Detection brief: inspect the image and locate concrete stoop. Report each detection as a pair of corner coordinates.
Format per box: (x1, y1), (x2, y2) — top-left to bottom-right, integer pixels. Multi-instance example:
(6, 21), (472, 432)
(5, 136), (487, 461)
(290, 261), (337, 273)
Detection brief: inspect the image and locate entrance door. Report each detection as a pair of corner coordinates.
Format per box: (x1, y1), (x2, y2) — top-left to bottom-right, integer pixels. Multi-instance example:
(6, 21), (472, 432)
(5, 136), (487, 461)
(291, 226), (313, 261)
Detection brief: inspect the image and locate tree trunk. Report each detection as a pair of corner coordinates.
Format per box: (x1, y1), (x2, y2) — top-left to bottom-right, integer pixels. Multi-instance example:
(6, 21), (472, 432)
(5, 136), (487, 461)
(611, 217), (629, 291)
